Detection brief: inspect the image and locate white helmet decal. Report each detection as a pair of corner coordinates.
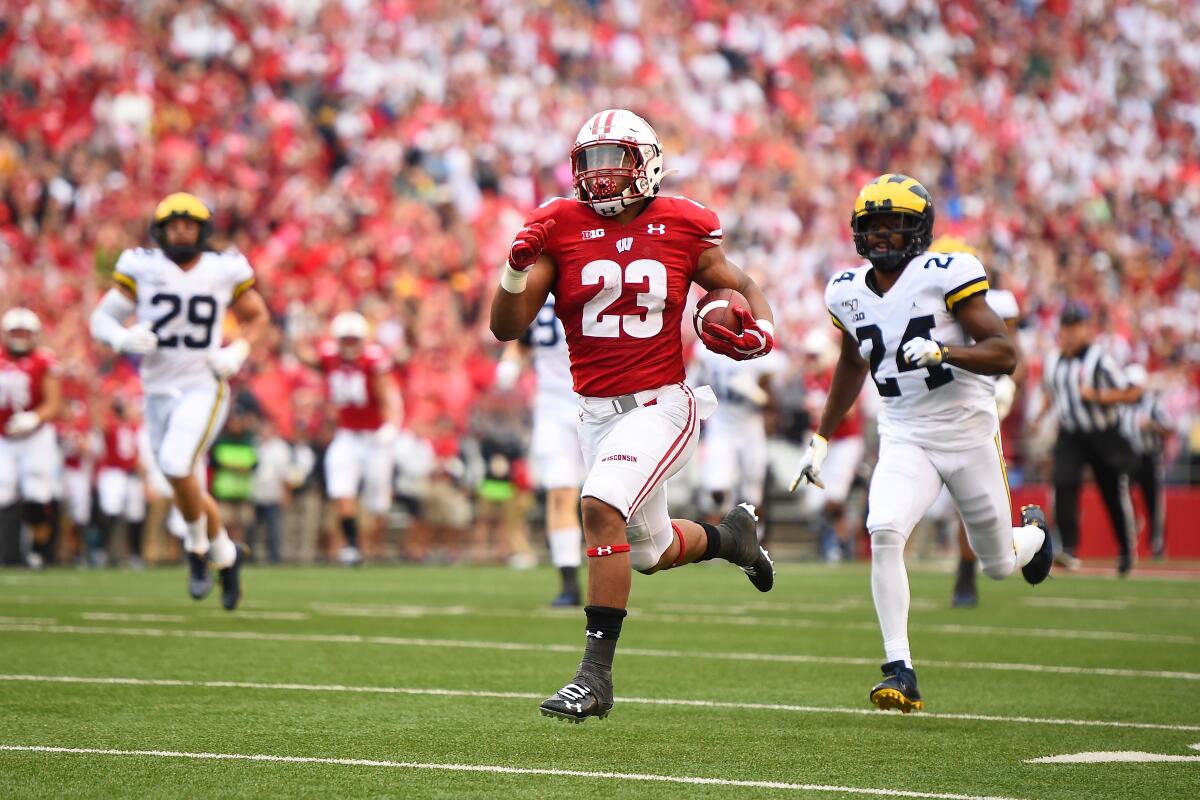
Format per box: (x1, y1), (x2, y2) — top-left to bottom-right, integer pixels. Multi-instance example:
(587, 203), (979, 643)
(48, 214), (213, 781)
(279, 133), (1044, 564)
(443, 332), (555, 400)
(571, 109), (664, 217)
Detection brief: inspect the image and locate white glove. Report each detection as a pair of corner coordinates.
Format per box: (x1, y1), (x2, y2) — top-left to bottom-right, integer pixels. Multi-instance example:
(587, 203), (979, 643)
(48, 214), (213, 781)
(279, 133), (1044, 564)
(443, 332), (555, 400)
(494, 358), (521, 391)
(114, 323), (159, 355)
(994, 375), (1017, 420)
(374, 422), (399, 446)
(789, 434), (829, 491)
(4, 411), (41, 438)
(902, 337), (946, 367)
(207, 339), (250, 379)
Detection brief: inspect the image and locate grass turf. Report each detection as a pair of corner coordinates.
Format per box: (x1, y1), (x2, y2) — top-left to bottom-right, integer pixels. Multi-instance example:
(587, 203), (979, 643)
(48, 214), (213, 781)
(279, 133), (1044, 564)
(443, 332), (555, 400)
(1, 561), (1198, 799)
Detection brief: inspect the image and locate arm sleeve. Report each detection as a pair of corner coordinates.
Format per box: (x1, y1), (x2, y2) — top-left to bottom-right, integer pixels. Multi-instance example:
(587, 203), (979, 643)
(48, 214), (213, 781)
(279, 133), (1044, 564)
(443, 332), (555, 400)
(112, 250), (140, 298)
(824, 275), (849, 333)
(941, 253), (990, 312)
(89, 289), (136, 347)
(227, 252), (256, 301)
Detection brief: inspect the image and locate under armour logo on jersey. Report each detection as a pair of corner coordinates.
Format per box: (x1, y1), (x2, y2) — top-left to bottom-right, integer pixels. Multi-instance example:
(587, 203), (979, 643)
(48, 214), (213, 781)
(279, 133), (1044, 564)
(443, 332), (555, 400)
(582, 228), (606, 240)
(616, 237), (633, 253)
(647, 224), (666, 235)
(586, 630), (604, 638)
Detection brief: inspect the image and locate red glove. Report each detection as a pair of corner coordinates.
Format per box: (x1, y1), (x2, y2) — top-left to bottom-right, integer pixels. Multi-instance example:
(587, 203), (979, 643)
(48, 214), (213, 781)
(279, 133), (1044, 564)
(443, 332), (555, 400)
(701, 306), (775, 361)
(508, 219), (556, 270)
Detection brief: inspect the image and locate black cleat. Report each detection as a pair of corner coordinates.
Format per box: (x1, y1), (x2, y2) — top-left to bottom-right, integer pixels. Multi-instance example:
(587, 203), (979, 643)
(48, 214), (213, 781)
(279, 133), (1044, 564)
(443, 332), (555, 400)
(187, 552), (213, 600)
(539, 672), (613, 723)
(870, 660), (924, 713)
(1019, 504), (1052, 585)
(218, 543), (247, 611)
(721, 503), (774, 592)
(951, 559), (978, 608)
(549, 591), (582, 608)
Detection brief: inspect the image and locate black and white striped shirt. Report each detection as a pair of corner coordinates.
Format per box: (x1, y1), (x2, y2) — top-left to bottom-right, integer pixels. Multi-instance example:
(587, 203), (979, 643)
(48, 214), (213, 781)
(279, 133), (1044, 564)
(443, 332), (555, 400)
(1119, 390), (1172, 455)
(1043, 344), (1129, 433)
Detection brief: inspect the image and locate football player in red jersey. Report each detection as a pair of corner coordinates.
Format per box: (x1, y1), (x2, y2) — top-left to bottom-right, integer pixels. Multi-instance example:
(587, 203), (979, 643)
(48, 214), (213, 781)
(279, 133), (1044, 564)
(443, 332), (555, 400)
(299, 311), (401, 565)
(96, 397), (148, 568)
(490, 109), (778, 723)
(0, 308), (63, 567)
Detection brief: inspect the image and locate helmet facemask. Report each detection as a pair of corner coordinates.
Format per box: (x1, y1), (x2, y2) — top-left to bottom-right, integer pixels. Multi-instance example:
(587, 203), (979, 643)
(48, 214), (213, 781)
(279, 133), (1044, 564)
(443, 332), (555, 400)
(152, 215), (212, 265)
(572, 142), (652, 217)
(852, 210), (931, 273)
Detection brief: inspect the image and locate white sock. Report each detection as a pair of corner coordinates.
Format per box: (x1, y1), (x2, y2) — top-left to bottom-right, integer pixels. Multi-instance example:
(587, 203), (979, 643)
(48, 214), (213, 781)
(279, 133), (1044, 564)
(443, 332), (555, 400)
(547, 528), (583, 568)
(209, 530), (237, 569)
(185, 516), (209, 556)
(871, 530), (912, 668)
(1013, 524), (1046, 569)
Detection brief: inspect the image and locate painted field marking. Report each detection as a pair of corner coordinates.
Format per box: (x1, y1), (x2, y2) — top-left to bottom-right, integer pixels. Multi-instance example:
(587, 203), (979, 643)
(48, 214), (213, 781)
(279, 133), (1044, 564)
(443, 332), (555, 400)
(0, 744), (1028, 799)
(82, 613), (187, 623)
(1027, 743), (1200, 764)
(0, 616), (54, 625)
(1, 673), (1197, 733)
(1, 622), (1196, 681)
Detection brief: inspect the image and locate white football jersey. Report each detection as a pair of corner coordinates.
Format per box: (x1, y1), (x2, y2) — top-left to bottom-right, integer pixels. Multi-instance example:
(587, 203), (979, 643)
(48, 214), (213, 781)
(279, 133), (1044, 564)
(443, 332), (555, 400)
(690, 346), (783, 432)
(522, 296), (575, 404)
(825, 251), (997, 450)
(114, 247), (255, 393)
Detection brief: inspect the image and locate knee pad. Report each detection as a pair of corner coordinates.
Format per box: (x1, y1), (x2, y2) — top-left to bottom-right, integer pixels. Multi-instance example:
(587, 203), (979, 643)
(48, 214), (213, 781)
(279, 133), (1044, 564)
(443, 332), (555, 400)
(870, 529), (906, 556)
(22, 501), (48, 525)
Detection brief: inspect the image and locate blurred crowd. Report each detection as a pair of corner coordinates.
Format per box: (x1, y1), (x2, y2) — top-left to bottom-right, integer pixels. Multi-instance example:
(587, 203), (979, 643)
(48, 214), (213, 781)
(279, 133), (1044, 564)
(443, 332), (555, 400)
(2, 0), (1199, 555)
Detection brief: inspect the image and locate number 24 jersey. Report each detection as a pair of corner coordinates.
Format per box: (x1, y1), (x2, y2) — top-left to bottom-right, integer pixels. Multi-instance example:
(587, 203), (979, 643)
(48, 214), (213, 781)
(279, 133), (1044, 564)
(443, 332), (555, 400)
(114, 248), (255, 394)
(825, 251), (998, 450)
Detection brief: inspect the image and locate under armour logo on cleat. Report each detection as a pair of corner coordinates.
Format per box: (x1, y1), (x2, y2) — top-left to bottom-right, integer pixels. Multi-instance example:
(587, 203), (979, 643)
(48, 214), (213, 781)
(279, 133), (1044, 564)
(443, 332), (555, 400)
(566, 702), (582, 712)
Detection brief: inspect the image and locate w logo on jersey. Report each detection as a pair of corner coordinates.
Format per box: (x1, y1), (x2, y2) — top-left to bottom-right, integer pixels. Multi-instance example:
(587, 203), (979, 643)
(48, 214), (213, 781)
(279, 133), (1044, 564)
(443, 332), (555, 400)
(647, 224), (666, 235)
(615, 237), (633, 253)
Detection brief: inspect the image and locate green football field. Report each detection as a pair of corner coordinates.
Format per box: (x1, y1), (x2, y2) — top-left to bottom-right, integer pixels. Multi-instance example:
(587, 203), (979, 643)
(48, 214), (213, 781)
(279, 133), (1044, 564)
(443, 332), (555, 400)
(1, 561), (1198, 799)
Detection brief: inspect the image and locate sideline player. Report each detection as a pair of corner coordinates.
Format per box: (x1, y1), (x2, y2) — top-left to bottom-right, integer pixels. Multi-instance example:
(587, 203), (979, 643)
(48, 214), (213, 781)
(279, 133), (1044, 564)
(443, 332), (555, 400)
(0, 308), (62, 567)
(297, 311), (401, 566)
(790, 175), (1052, 712)
(922, 236), (1026, 607)
(490, 109), (777, 723)
(90, 193), (270, 609)
(96, 397), (147, 568)
(495, 296), (585, 606)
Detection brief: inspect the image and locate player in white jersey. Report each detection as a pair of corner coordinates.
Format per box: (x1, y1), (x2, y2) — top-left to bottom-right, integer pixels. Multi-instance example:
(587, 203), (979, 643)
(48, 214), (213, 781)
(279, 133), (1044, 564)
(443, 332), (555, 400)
(790, 175), (1052, 713)
(691, 343), (783, 530)
(89, 193), (270, 609)
(923, 237), (1027, 608)
(496, 296), (585, 605)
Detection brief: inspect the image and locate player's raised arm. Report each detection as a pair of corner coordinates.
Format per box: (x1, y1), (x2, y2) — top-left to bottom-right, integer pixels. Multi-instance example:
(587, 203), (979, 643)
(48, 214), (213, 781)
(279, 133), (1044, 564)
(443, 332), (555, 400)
(908, 293), (1016, 376)
(489, 220), (557, 341)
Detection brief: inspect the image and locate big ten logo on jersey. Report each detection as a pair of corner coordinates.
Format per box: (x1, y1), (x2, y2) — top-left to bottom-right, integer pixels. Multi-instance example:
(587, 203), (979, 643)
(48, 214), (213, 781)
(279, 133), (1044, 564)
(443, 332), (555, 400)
(329, 370), (369, 407)
(532, 301), (561, 347)
(0, 369), (32, 410)
(582, 228), (606, 240)
(149, 292), (218, 349)
(581, 258), (667, 339)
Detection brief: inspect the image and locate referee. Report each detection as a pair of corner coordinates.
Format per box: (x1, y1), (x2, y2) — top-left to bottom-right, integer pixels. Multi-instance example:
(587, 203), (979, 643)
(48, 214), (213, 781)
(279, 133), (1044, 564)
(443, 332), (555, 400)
(1119, 364), (1173, 559)
(1039, 303), (1143, 575)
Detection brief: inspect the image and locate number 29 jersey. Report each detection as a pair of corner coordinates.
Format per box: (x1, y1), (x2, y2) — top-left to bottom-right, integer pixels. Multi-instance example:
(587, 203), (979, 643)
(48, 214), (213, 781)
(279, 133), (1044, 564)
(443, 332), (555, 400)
(113, 248), (255, 394)
(825, 251), (998, 450)
(523, 196), (722, 398)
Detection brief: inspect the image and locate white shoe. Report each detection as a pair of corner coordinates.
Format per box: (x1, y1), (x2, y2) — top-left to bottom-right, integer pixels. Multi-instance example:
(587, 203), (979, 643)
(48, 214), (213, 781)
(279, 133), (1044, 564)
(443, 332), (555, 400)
(338, 545), (364, 567)
(25, 551), (44, 571)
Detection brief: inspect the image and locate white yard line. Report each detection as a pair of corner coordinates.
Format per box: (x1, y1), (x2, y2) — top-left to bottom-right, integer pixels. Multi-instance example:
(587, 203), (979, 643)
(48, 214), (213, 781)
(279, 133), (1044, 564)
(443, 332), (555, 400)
(0, 744), (1027, 799)
(0, 622), (1196, 682)
(1, 674), (1196, 733)
(0, 616), (55, 625)
(82, 613), (188, 623)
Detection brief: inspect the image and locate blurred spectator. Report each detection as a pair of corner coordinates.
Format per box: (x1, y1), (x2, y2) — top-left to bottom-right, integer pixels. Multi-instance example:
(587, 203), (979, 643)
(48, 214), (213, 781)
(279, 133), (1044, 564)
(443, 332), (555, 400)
(249, 415), (291, 565)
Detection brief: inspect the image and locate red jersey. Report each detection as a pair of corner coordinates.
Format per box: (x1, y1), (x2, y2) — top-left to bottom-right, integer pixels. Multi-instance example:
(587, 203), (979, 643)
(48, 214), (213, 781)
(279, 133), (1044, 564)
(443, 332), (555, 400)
(525, 196), (722, 397)
(0, 347), (56, 435)
(317, 341), (392, 431)
(101, 420), (141, 472)
(59, 414), (94, 469)
(805, 370), (863, 441)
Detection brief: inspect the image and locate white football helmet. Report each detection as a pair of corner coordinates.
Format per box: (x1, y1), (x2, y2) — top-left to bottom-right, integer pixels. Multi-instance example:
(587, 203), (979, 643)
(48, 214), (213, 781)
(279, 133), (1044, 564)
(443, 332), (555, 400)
(572, 109), (665, 217)
(2, 307), (40, 354)
(330, 311), (369, 340)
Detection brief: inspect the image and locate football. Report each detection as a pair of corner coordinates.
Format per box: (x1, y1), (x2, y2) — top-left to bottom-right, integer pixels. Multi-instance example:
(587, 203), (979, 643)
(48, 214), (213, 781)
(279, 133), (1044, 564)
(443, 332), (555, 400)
(693, 287), (750, 339)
